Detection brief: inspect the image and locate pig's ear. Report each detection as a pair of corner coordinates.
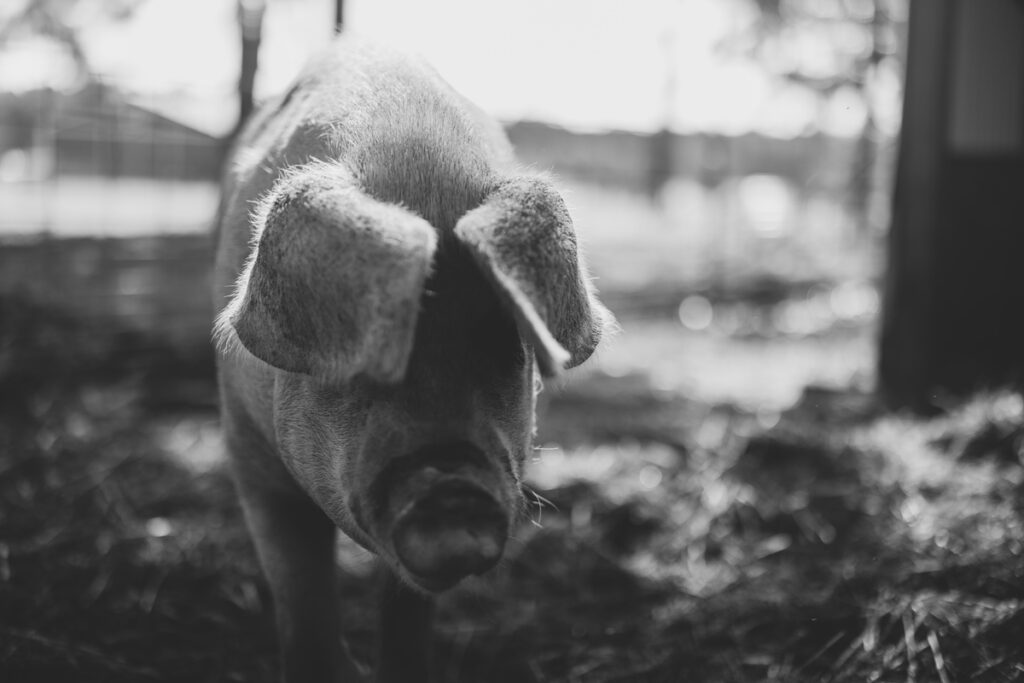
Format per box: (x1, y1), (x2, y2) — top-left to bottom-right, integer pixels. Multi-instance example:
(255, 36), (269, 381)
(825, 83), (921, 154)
(215, 163), (438, 384)
(454, 176), (614, 377)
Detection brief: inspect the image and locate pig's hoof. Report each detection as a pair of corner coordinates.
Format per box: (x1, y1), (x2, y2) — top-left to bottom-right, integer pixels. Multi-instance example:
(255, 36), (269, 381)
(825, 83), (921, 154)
(392, 481), (508, 589)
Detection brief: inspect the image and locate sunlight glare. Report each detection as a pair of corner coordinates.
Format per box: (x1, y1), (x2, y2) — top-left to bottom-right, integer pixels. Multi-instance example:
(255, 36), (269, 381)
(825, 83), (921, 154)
(0, 36), (81, 92)
(679, 295), (714, 331)
(26, 0), (896, 138)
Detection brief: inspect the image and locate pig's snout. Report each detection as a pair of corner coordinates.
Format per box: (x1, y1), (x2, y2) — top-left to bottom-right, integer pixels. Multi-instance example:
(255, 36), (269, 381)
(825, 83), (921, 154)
(392, 480), (508, 588)
(373, 442), (513, 590)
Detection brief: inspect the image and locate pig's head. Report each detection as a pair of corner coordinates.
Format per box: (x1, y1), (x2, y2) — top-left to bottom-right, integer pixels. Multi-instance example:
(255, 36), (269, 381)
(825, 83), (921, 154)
(216, 162), (611, 592)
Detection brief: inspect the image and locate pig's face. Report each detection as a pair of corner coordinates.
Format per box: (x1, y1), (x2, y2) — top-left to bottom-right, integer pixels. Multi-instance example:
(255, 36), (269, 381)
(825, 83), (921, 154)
(272, 243), (536, 590)
(216, 163), (611, 591)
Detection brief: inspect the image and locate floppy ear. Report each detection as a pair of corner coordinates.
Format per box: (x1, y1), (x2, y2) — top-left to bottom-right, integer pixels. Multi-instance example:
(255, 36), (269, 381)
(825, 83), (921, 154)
(216, 163), (437, 384)
(454, 176), (613, 377)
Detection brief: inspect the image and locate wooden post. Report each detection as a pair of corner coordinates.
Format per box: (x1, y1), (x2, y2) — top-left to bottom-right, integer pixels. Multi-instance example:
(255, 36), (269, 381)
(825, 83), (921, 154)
(234, 0), (266, 138)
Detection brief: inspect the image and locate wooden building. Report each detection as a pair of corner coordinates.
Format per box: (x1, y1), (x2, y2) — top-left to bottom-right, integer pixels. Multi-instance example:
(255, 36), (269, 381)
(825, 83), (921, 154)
(0, 82), (225, 182)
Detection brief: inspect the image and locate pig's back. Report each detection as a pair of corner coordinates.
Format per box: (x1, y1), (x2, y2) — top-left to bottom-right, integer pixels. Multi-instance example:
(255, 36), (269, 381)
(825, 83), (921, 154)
(214, 35), (516, 310)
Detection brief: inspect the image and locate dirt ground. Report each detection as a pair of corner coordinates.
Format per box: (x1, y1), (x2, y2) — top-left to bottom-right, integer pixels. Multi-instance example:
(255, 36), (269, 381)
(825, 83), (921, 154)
(1, 293), (1023, 682)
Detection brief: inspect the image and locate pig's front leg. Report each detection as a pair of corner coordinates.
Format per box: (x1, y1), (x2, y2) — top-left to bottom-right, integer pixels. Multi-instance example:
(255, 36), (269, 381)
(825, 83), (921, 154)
(231, 454), (364, 682)
(376, 571), (435, 682)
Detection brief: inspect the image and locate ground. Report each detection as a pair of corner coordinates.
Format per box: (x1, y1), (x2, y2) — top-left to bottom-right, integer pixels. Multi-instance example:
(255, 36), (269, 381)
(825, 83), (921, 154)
(1, 289), (1022, 683)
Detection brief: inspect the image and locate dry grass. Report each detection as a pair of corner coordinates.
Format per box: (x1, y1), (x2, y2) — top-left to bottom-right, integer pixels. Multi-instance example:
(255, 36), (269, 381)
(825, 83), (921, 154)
(2, 295), (1023, 682)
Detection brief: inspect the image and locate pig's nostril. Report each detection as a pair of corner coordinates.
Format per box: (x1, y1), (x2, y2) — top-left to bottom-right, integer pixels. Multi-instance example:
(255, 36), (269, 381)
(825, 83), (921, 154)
(392, 483), (508, 588)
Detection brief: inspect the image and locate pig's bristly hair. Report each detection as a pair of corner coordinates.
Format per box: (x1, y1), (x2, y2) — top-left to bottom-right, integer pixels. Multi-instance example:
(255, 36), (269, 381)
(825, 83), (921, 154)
(213, 160), (340, 365)
(453, 174), (616, 377)
(215, 165), (619, 386)
(213, 159), (439, 384)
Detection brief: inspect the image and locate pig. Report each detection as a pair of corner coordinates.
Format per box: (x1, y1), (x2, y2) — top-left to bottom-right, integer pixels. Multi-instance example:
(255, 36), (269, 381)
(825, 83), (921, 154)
(212, 35), (612, 682)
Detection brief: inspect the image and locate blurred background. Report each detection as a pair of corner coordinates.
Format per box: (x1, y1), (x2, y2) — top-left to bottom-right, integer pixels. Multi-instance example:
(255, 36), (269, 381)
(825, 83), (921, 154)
(3, 1), (1024, 681)
(0, 0), (906, 410)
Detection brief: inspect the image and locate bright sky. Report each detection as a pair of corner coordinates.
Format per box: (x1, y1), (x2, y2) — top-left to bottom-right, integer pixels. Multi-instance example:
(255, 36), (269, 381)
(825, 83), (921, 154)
(0, 0), (897, 138)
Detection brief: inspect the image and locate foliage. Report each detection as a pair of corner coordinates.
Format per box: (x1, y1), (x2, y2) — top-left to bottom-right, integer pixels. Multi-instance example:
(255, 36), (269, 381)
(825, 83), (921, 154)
(725, 0), (907, 94)
(0, 0), (145, 77)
